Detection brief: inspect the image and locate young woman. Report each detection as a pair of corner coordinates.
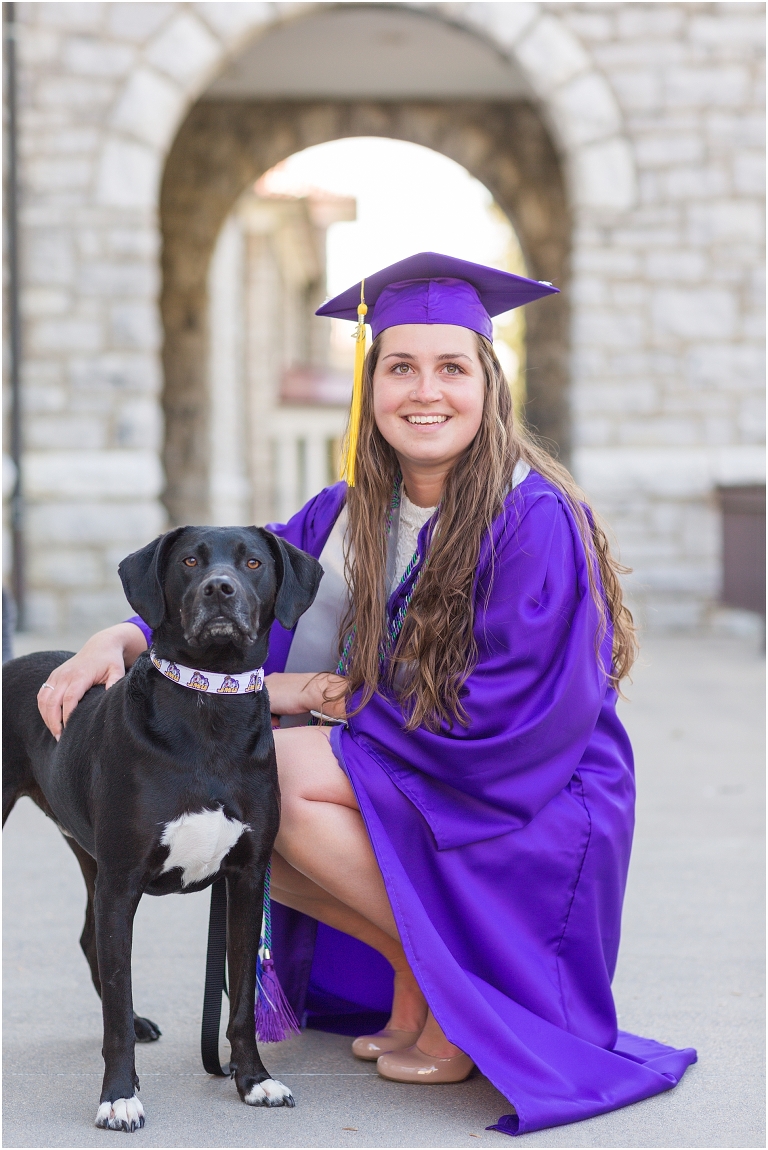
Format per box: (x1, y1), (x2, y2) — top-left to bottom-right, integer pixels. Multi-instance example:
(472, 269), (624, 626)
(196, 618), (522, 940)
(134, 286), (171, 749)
(38, 254), (695, 1135)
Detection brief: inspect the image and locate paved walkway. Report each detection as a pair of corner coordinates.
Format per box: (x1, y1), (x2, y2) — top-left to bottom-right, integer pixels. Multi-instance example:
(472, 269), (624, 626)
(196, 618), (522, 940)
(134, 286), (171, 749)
(3, 634), (764, 1148)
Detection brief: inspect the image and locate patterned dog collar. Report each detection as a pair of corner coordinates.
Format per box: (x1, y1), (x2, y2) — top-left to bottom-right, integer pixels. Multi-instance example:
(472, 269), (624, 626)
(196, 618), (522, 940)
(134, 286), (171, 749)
(149, 647), (264, 696)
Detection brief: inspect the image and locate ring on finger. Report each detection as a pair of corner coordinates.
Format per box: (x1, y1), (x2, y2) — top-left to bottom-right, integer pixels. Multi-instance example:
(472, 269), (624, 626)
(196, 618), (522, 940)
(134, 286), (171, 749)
(41, 683), (56, 691)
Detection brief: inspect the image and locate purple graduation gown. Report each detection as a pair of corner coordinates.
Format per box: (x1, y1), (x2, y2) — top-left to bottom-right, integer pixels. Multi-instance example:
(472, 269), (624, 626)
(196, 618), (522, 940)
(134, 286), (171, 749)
(261, 471), (696, 1135)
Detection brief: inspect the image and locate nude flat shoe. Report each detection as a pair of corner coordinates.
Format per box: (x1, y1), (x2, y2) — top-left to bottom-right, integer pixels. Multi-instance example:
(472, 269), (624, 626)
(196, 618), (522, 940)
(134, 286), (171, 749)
(376, 1044), (474, 1083)
(351, 1028), (421, 1061)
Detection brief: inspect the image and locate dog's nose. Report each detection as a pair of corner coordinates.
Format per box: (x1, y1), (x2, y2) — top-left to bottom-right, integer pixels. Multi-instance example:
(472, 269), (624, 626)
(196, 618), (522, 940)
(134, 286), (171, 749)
(202, 575), (236, 599)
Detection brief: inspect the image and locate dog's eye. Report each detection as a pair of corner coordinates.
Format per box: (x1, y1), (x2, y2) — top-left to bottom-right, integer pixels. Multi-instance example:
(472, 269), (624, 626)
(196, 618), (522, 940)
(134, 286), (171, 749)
(183, 557), (197, 567)
(247, 559), (261, 570)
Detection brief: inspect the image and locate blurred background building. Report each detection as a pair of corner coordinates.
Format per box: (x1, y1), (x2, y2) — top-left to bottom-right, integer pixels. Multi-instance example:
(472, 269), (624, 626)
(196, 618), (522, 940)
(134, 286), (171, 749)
(3, 1), (765, 639)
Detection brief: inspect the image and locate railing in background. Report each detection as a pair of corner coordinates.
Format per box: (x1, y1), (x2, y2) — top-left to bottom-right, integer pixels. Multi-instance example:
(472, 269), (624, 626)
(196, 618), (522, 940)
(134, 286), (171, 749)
(270, 407), (347, 524)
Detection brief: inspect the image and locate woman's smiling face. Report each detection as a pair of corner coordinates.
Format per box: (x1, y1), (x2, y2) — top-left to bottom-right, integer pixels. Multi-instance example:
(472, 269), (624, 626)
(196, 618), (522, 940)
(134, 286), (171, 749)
(372, 324), (485, 482)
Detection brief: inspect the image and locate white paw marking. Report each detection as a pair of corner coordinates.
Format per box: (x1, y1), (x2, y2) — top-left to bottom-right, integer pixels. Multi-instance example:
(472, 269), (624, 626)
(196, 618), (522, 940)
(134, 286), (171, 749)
(161, 807), (249, 887)
(245, 1078), (295, 1107)
(95, 1095), (145, 1132)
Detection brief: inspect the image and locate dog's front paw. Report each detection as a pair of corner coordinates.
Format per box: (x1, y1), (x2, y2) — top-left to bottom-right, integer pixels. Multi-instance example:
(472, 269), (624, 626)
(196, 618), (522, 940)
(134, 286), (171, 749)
(244, 1078), (295, 1107)
(95, 1096), (145, 1132)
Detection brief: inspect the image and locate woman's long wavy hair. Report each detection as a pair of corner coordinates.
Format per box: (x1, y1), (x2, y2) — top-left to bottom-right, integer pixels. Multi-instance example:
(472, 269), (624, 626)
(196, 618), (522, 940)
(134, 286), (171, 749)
(330, 333), (637, 732)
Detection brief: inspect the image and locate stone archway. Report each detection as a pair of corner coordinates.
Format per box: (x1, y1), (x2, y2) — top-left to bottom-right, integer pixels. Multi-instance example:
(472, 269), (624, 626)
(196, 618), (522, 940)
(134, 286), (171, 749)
(161, 100), (569, 525)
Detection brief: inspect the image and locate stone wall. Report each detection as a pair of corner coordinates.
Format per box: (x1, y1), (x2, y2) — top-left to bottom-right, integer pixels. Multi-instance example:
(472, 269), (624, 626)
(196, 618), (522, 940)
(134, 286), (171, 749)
(557, 2), (765, 625)
(5, 2), (764, 634)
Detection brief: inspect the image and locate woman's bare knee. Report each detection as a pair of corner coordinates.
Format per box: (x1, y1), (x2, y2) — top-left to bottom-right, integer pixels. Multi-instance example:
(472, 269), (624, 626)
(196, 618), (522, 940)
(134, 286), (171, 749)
(274, 727), (358, 809)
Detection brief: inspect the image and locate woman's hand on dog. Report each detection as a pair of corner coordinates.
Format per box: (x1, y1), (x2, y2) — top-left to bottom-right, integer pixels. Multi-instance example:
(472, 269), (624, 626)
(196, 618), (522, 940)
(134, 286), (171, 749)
(265, 672), (347, 720)
(37, 623), (148, 740)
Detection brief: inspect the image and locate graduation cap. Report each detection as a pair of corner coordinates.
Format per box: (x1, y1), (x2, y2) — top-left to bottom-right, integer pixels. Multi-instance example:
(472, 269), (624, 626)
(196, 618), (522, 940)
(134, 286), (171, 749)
(316, 252), (559, 485)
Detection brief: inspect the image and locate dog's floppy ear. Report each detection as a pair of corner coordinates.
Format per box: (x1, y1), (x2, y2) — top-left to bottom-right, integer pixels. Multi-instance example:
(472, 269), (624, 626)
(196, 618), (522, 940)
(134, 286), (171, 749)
(259, 531), (323, 631)
(118, 528), (188, 630)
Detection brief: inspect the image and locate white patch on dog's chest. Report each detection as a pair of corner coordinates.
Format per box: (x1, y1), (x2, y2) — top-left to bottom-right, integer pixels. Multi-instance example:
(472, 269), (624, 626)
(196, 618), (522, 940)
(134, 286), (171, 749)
(160, 808), (249, 886)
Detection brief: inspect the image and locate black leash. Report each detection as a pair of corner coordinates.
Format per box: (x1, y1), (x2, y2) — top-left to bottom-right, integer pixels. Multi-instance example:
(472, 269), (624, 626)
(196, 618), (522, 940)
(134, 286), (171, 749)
(201, 877), (230, 1076)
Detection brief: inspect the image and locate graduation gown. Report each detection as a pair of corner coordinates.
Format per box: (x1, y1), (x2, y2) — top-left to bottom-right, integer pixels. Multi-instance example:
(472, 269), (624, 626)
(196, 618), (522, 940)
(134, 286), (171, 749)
(260, 470), (696, 1135)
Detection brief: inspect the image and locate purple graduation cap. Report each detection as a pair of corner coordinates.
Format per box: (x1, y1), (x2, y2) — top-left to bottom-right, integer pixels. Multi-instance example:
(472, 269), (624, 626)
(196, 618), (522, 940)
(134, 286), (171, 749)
(315, 252), (559, 485)
(316, 251), (559, 340)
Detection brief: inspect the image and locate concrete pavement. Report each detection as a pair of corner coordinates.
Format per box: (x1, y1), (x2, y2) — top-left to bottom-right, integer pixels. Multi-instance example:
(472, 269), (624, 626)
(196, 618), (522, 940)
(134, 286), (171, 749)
(3, 634), (764, 1148)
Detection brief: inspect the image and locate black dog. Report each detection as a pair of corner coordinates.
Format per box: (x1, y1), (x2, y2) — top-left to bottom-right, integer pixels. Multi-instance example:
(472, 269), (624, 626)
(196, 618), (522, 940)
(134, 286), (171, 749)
(3, 525), (322, 1131)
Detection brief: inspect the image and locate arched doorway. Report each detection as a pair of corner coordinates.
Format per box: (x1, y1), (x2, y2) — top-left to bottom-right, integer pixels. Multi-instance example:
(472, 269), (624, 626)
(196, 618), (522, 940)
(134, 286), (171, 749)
(160, 7), (569, 526)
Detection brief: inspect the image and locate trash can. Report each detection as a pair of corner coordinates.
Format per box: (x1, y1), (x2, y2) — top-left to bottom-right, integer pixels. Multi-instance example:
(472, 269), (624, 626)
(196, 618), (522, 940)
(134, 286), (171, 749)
(716, 484), (766, 617)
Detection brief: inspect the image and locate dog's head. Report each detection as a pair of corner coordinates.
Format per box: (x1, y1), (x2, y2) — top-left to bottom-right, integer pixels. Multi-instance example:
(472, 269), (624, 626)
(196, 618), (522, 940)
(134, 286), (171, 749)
(118, 526), (323, 669)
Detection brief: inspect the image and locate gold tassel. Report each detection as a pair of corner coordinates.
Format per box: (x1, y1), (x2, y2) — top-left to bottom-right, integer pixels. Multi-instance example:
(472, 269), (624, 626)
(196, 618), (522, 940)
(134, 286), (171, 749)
(341, 280), (367, 487)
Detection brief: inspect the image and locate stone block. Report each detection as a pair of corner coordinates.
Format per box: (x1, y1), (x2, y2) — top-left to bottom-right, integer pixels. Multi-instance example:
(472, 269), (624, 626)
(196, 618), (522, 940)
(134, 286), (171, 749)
(574, 380), (658, 416)
(733, 151), (765, 195)
(737, 395), (767, 442)
(574, 445), (765, 500)
(21, 362), (65, 397)
(574, 310), (645, 350)
(63, 34), (135, 76)
(612, 282), (649, 308)
(145, 10), (221, 87)
(569, 276), (606, 306)
(462, 2), (539, 49)
(560, 10), (614, 43)
(551, 71), (622, 147)
(706, 112), (765, 148)
(68, 589), (137, 633)
(24, 590), (60, 634)
(665, 66), (750, 109)
(634, 133), (704, 168)
(742, 310), (766, 341)
(21, 288), (71, 316)
(26, 157), (93, 193)
(686, 343), (765, 390)
(79, 260), (159, 298)
(609, 69), (661, 113)
(28, 546), (103, 589)
(194, 2), (272, 40)
(702, 414), (737, 446)
(572, 137), (638, 211)
(27, 499), (166, 545)
(114, 399), (163, 450)
(36, 76), (115, 112)
(16, 26), (61, 67)
(30, 3), (106, 31)
(645, 249), (707, 283)
(618, 416), (699, 448)
(651, 289), (737, 341)
(27, 127), (101, 156)
(96, 137), (161, 209)
(640, 595), (708, 631)
(31, 318), (103, 354)
(616, 5), (684, 38)
(109, 302), (162, 351)
(572, 247), (639, 277)
(664, 165), (729, 201)
(25, 449), (163, 500)
(572, 416), (614, 448)
(516, 13), (590, 90)
(689, 13), (766, 47)
(111, 67), (184, 149)
(27, 415), (107, 450)
(25, 230), (75, 286)
(687, 200), (764, 245)
(68, 353), (161, 394)
(20, 386), (66, 418)
(106, 3), (175, 42)
(107, 227), (160, 259)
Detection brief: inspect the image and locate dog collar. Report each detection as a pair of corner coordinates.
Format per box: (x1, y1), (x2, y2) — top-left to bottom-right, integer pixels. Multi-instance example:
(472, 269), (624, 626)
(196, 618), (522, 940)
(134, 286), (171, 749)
(149, 647), (264, 696)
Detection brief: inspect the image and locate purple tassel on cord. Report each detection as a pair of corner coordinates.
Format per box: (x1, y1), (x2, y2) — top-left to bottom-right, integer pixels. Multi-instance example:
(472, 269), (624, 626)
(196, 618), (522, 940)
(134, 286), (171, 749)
(254, 863), (301, 1042)
(255, 956), (301, 1043)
